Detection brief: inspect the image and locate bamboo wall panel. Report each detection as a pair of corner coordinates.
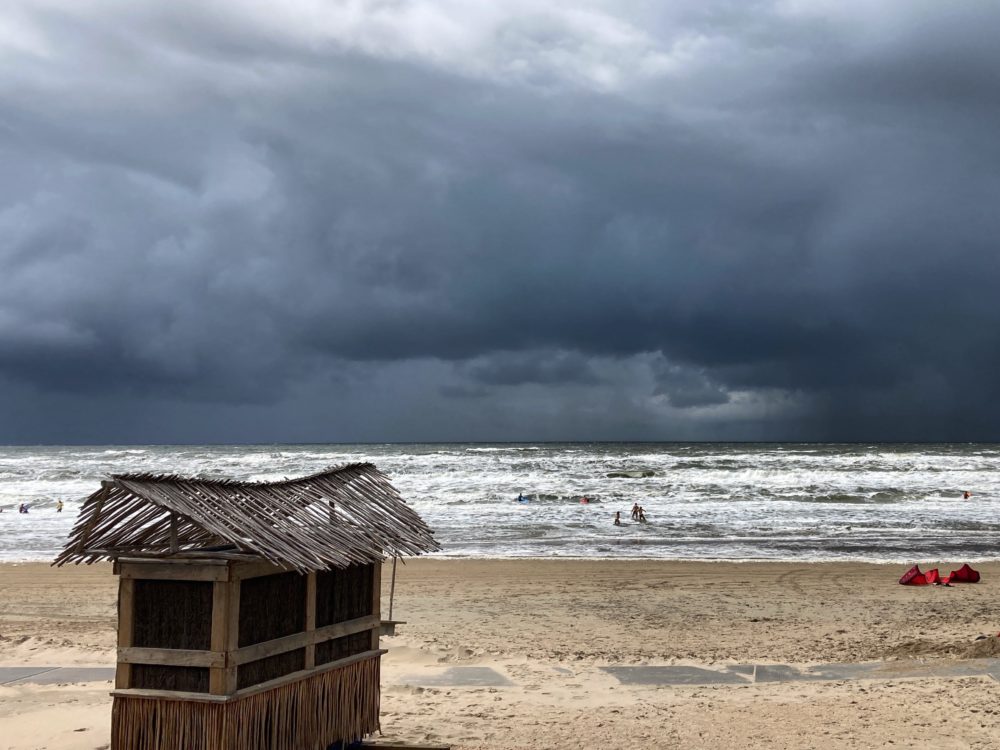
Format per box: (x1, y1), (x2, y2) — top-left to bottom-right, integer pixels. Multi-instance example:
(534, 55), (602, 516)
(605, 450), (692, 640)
(237, 648), (306, 691)
(315, 631), (371, 666)
(133, 580), (213, 650)
(316, 563), (375, 626)
(239, 572), (306, 647)
(131, 664), (209, 693)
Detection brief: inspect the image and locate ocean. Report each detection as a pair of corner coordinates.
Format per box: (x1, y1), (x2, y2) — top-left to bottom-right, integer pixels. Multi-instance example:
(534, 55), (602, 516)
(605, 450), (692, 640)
(1, 443), (998, 563)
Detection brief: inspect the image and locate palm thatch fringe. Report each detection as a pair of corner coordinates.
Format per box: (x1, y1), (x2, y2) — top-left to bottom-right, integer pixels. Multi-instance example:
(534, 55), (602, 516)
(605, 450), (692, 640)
(111, 655), (380, 750)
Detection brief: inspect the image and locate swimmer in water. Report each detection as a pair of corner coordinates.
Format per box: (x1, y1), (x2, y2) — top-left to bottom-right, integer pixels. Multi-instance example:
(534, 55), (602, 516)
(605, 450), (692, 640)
(613, 511), (622, 526)
(963, 491), (972, 500)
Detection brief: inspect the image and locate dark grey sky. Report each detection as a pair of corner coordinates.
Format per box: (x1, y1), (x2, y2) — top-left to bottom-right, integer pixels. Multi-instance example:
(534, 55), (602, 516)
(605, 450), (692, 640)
(2, 1), (999, 443)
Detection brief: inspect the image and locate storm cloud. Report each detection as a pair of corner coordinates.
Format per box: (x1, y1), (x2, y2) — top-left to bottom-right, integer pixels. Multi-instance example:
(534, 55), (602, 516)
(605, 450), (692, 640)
(2, 0), (999, 442)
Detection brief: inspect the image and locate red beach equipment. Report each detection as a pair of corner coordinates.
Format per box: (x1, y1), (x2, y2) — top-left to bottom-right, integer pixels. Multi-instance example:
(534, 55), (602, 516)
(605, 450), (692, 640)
(947, 563), (981, 583)
(900, 563), (981, 585)
(899, 565), (928, 585)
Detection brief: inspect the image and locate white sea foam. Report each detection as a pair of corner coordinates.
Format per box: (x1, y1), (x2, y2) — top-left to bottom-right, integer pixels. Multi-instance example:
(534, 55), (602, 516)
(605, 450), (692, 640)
(0, 443), (998, 562)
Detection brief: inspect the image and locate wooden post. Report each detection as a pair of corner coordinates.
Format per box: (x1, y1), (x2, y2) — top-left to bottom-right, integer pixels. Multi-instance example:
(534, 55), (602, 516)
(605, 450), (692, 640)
(209, 577), (227, 694)
(209, 571), (239, 695)
(225, 578), (240, 692)
(115, 578), (135, 689)
(389, 555), (398, 621)
(304, 572), (317, 669)
(370, 562), (382, 651)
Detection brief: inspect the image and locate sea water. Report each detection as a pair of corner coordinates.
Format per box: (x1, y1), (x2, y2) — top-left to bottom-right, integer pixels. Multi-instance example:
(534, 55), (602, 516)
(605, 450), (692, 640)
(1, 443), (998, 563)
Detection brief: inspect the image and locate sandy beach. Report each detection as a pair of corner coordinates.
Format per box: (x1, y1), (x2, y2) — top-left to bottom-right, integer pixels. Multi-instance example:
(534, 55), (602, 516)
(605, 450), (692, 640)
(3, 559), (1000, 749)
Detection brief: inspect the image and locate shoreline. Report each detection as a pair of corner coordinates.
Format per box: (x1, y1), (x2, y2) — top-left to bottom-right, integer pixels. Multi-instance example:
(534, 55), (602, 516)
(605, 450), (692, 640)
(7, 553), (1000, 565)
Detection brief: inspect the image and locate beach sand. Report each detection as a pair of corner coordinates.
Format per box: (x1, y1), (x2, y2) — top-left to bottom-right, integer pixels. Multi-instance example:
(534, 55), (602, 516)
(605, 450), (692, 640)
(3, 559), (1000, 749)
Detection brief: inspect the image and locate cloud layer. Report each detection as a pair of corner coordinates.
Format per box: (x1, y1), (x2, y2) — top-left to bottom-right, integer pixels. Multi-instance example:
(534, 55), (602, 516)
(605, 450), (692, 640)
(2, 0), (999, 442)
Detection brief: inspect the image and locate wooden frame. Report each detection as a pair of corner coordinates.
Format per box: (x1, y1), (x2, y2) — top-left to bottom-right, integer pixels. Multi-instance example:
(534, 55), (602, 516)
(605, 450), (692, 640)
(115, 578), (135, 689)
(114, 557), (382, 698)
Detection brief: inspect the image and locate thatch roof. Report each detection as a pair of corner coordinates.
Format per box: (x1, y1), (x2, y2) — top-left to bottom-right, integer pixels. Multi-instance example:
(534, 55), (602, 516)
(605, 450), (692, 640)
(55, 463), (439, 572)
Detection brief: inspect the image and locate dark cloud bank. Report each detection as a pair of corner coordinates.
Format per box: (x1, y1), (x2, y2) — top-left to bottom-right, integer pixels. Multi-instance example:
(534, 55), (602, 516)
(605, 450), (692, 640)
(2, 0), (999, 443)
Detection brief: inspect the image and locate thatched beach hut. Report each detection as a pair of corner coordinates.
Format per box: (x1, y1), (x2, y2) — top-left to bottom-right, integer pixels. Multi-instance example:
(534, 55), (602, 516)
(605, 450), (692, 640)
(55, 463), (439, 750)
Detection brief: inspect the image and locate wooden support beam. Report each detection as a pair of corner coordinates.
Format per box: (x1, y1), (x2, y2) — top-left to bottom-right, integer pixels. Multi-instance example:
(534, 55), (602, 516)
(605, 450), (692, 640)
(371, 561), (382, 651)
(110, 688), (229, 704)
(221, 578), (240, 693)
(118, 647), (225, 668)
(116, 557), (229, 566)
(209, 577), (233, 695)
(379, 620), (406, 637)
(231, 614), (380, 666)
(115, 578), (135, 689)
(118, 562), (229, 582)
(231, 559), (291, 581)
(304, 572), (317, 669)
(389, 555), (398, 621)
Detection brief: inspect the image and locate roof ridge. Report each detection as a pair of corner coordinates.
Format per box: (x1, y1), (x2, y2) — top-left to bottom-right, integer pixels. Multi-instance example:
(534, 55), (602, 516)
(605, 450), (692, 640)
(109, 462), (375, 488)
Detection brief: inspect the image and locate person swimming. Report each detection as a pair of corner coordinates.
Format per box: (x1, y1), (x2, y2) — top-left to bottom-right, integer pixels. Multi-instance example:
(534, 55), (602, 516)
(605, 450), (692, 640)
(56, 500), (64, 512)
(963, 491), (973, 500)
(613, 511), (622, 526)
(631, 503), (640, 520)
(517, 493), (528, 503)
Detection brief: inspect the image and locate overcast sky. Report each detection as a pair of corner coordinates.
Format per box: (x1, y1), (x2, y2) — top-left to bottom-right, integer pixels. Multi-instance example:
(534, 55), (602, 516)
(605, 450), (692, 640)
(2, 0), (999, 443)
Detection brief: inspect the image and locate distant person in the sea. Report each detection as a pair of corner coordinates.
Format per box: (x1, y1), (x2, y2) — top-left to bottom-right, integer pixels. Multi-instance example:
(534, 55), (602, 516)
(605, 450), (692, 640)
(638, 507), (647, 523)
(631, 503), (640, 520)
(580, 496), (590, 504)
(18, 503), (28, 514)
(517, 493), (526, 503)
(613, 511), (622, 526)
(56, 500), (64, 512)
(963, 491), (973, 500)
